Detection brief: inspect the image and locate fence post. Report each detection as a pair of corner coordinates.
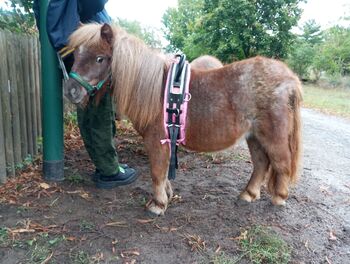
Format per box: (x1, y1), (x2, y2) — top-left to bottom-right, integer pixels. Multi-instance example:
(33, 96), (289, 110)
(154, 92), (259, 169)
(39, 0), (64, 181)
(0, 31), (15, 178)
(0, 78), (6, 183)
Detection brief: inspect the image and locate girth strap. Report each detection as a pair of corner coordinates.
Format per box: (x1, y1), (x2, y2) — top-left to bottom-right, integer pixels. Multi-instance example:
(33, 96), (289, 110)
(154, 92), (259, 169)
(163, 54), (190, 180)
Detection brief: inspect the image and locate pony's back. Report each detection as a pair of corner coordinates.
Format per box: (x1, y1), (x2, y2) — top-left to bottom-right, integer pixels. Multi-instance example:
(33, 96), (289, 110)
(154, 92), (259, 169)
(191, 55), (223, 70)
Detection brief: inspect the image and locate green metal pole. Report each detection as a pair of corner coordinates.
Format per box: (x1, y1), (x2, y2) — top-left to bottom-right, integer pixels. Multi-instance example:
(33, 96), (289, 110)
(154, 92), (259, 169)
(39, 0), (64, 181)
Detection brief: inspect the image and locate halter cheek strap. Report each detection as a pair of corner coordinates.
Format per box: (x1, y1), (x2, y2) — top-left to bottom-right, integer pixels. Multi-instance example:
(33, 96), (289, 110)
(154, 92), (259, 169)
(69, 71), (111, 96)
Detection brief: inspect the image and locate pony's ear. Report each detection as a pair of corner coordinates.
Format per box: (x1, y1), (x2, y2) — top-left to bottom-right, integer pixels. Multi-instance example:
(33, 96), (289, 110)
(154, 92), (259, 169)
(101, 23), (113, 45)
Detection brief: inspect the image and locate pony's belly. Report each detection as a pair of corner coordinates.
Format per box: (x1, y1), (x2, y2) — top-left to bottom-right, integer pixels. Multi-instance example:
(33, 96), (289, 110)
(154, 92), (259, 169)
(184, 119), (250, 152)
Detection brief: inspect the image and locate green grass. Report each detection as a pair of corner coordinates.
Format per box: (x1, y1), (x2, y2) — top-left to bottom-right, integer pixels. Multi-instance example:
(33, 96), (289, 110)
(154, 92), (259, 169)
(303, 84), (350, 118)
(29, 243), (51, 263)
(66, 173), (85, 184)
(0, 228), (9, 247)
(64, 111), (78, 128)
(79, 220), (95, 232)
(239, 225), (291, 264)
(70, 250), (91, 264)
(25, 233), (63, 264)
(210, 253), (240, 264)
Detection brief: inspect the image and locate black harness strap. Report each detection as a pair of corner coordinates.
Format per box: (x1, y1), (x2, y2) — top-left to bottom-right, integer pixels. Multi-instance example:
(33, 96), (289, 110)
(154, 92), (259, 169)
(166, 54), (187, 180)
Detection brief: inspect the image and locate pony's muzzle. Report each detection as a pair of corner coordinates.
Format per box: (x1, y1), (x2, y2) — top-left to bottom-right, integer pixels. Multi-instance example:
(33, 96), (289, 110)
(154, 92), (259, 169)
(63, 79), (88, 105)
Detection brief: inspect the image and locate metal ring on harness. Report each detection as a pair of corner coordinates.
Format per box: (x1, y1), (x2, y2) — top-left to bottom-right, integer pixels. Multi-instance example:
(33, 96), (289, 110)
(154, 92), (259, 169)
(184, 92), (192, 102)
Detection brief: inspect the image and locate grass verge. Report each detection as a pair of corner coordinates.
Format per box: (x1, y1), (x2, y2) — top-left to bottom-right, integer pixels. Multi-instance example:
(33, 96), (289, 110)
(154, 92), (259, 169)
(302, 84), (350, 118)
(239, 225), (291, 264)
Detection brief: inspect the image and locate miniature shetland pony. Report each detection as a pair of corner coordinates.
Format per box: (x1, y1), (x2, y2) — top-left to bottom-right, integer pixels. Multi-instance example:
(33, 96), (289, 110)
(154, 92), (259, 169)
(64, 23), (302, 215)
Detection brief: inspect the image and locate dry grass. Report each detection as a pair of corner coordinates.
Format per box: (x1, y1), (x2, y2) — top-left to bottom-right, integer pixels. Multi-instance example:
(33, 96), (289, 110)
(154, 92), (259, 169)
(302, 84), (350, 118)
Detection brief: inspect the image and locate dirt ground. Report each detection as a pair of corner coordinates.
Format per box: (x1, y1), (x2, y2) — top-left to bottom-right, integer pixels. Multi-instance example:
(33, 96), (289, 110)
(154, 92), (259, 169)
(0, 108), (349, 264)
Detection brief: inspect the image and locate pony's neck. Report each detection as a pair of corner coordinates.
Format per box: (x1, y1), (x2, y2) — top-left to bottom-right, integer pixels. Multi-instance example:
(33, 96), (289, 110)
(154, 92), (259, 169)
(111, 26), (167, 130)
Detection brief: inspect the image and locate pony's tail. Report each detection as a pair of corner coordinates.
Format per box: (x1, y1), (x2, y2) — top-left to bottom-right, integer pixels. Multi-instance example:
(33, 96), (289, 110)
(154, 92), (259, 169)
(289, 84), (303, 184)
(267, 83), (303, 192)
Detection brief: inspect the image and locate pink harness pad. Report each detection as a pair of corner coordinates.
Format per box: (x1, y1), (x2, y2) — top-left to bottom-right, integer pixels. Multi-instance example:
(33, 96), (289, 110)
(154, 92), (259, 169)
(161, 59), (191, 147)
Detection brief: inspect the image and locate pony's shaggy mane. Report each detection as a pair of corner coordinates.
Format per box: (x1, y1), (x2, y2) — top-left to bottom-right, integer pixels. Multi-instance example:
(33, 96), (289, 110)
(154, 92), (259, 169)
(69, 23), (166, 129)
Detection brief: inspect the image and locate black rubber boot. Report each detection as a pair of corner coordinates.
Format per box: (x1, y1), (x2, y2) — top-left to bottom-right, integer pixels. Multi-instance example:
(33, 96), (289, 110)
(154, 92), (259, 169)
(96, 166), (138, 189)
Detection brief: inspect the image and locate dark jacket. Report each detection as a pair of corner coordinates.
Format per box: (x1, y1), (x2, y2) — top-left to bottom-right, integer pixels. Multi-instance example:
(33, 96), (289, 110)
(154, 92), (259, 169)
(33, 0), (111, 51)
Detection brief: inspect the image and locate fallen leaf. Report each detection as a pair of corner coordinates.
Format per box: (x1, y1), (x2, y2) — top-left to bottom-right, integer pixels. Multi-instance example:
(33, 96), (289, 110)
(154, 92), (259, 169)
(10, 228), (35, 234)
(40, 183), (51, 190)
(105, 221), (127, 227)
(230, 230), (247, 241)
(41, 252), (53, 264)
(320, 185), (332, 195)
(329, 231), (337, 241)
(121, 249), (140, 257)
(79, 192), (91, 200)
(66, 190), (91, 200)
(136, 219), (156, 224)
(9, 199), (17, 204)
(171, 195), (182, 202)
(185, 234), (206, 252)
(215, 245), (221, 253)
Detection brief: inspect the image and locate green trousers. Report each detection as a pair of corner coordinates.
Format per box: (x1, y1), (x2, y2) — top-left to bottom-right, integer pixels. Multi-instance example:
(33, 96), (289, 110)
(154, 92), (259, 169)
(77, 91), (119, 176)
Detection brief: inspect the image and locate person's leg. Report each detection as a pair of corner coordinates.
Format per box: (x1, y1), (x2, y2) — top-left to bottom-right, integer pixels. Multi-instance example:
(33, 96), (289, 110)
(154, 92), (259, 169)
(77, 91), (137, 188)
(77, 100), (96, 162)
(88, 91), (119, 176)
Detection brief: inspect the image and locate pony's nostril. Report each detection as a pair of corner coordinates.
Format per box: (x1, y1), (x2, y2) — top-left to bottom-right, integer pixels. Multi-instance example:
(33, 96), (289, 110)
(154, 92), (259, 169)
(69, 87), (82, 100)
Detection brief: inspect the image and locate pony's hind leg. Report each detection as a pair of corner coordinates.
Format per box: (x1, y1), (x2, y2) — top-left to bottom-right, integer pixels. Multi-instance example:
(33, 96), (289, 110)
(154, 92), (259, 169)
(240, 136), (269, 202)
(256, 120), (292, 206)
(266, 148), (291, 206)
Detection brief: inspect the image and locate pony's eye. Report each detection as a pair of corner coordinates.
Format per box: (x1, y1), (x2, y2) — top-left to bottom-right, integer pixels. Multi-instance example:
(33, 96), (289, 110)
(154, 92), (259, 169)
(96, 56), (104, 63)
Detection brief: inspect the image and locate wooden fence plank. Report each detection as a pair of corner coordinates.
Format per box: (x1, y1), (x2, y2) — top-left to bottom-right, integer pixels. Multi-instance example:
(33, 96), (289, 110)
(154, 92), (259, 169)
(0, 31), (15, 177)
(18, 35), (29, 159)
(29, 36), (38, 156)
(7, 33), (22, 166)
(0, 77), (6, 183)
(35, 37), (42, 139)
(24, 37), (34, 157)
(34, 37), (42, 142)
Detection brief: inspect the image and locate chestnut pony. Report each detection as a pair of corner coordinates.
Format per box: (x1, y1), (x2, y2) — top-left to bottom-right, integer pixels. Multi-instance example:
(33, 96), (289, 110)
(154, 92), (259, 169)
(65, 23), (302, 215)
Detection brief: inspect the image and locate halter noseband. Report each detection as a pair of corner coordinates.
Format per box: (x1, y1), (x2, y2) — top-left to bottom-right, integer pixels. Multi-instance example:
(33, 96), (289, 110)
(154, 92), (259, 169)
(69, 71), (111, 96)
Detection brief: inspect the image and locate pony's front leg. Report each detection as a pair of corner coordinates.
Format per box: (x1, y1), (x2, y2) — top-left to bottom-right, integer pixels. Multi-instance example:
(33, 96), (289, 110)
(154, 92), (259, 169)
(144, 133), (172, 216)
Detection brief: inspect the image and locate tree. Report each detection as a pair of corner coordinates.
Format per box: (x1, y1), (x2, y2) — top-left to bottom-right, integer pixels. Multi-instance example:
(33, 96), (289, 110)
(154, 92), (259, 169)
(299, 19), (323, 46)
(162, 0), (204, 54)
(287, 20), (323, 80)
(315, 26), (350, 76)
(0, 0), (36, 34)
(287, 41), (315, 79)
(116, 18), (162, 49)
(163, 0), (304, 62)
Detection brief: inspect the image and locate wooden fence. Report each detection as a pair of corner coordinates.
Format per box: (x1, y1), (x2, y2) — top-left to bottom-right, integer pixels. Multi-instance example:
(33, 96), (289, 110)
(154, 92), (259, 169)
(0, 31), (42, 183)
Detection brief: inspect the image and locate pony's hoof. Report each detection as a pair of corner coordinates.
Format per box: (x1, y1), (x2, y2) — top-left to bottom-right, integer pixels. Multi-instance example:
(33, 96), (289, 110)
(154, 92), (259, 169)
(165, 181), (173, 200)
(146, 199), (166, 216)
(239, 190), (260, 202)
(272, 195), (286, 206)
(145, 210), (161, 218)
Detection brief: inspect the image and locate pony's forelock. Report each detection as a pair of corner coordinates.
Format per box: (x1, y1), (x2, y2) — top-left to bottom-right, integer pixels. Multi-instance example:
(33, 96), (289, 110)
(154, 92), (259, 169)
(69, 23), (105, 48)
